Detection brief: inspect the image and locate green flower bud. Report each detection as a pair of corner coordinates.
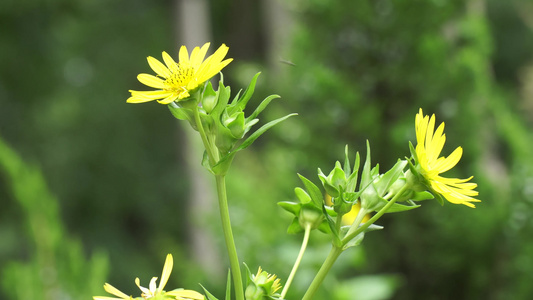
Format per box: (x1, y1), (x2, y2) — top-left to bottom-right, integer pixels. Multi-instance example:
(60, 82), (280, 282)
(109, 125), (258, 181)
(201, 81), (218, 113)
(226, 112), (246, 138)
(245, 267), (282, 300)
(299, 204), (324, 230)
(318, 162), (347, 198)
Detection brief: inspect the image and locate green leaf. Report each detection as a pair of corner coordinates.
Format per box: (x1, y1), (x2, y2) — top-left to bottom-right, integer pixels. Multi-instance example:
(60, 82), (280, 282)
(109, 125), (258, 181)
(233, 113), (297, 152)
(294, 187), (312, 204)
(375, 195), (421, 213)
(225, 269), (231, 300)
(411, 191), (434, 201)
(375, 160), (407, 196)
(200, 284), (220, 300)
(227, 112), (245, 138)
(346, 152), (360, 193)
(287, 218), (304, 234)
(331, 162), (346, 189)
(235, 72), (261, 112)
(211, 77), (231, 123)
(211, 152), (236, 176)
(201, 151), (215, 175)
(318, 170), (340, 198)
(342, 224), (383, 250)
(243, 263), (253, 286)
(322, 205), (341, 247)
(277, 201), (301, 216)
(408, 141), (418, 163)
(318, 221), (332, 234)
(246, 94), (281, 121)
(434, 192), (445, 206)
(167, 103), (192, 121)
(298, 174), (324, 207)
(202, 81), (218, 113)
(361, 141), (372, 187)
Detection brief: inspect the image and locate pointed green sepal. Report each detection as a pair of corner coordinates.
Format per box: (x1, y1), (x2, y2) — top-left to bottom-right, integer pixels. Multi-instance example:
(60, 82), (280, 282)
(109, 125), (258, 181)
(298, 174), (325, 207)
(199, 284), (220, 300)
(277, 201), (301, 216)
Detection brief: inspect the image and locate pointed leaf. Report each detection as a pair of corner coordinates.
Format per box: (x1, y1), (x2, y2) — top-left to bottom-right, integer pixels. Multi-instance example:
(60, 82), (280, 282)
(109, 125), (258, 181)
(168, 103), (193, 121)
(295, 187), (312, 204)
(199, 284), (220, 300)
(411, 191), (434, 201)
(287, 218), (304, 234)
(233, 113), (297, 152)
(278, 201), (301, 216)
(375, 160), (407, 196)
(343, 145), (351, 175)
(225, 269), (231, 300)
(361, 141), (372, 187)
(322, 205), (341, 247)
(236, 72), (261, 111)
(298, 174), (324, 207)
(246, 94), (281, 121)
(346, 152), (360, 193)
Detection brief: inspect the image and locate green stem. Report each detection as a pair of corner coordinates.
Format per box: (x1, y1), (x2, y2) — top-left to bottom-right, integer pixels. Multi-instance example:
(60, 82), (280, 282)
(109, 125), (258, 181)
(344, 206), (369, 239)
(341, 184), (408, 245)
(192, 105), (243, 299)
(192, 105), (218, 164)
(280, 223), (312, 299)
(216, 175), (244, 300)
(301, 246), (343, 300)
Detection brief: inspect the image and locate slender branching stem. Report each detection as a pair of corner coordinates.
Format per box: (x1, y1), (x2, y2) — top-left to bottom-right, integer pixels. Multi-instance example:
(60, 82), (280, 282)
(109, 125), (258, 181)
(281, 223), (312, 299)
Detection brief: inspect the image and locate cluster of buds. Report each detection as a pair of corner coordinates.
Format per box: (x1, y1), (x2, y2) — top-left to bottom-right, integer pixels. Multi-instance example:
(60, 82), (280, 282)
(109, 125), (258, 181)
(280, 143), (436, 249)
(168, 73), (295, 175)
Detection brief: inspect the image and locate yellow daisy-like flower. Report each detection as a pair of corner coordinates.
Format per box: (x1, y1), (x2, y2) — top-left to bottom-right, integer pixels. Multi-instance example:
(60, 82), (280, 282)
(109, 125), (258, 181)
(414, 108), (480, 208)
(127, 43), (233, 104)
(93, 254), (204, 300)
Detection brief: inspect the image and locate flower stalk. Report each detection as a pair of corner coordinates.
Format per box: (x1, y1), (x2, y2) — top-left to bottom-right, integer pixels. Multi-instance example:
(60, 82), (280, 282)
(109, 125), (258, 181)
(215, 174), (245, 300)
(280, 223), (312, 299)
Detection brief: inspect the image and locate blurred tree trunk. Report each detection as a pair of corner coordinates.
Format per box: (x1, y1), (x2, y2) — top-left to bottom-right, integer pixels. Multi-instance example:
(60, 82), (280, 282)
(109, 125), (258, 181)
(260, 0), (294, 73)
(174, 0), (223, 280)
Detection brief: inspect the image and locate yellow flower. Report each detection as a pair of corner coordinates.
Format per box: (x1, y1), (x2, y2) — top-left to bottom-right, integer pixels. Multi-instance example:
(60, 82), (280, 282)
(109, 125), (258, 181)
(93, 254), (205, 300)
(324, 194), (370, 225)
(127, 43), (233, 104)
(414, 108), (480, 208)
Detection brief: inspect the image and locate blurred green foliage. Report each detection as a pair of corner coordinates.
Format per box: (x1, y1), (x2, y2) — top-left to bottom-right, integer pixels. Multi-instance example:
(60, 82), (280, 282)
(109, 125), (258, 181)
(0, 136), (108, 299)
(1, 0), (533, 299)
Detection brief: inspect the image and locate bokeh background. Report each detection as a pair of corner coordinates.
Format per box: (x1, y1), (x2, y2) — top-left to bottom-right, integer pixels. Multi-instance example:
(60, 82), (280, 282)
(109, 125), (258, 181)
(1, 0), (533, 299)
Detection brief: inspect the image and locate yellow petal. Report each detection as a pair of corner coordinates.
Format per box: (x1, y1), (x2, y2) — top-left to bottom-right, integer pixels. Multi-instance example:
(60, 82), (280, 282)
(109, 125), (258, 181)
(138, 74), (165, 89)
(158, 254), (173, 291)
(434, 147), (462, 173)
(427, 123), (445, 161)
(424, 114), (436, 152)
(190, 42), (210, 67)
(162, 51), (179, 72)
(166, 289), (205, 300)
(157, 93), (180, 104)
(129, 90), (173, 100)
(103, 283), (130, 299)
(147, 56), (171, 78)
(179, 45), (190, 64)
